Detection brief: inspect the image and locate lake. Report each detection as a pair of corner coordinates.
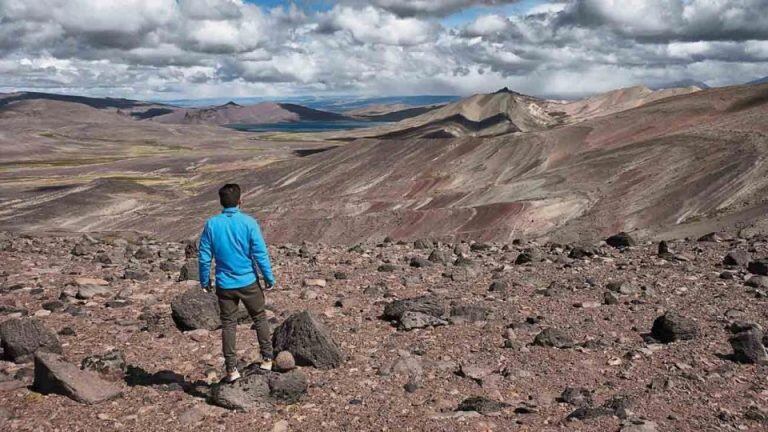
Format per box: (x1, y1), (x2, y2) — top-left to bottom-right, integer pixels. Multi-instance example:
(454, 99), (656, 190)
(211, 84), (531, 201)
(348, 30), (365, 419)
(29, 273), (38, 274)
(227, 120), (385, 133)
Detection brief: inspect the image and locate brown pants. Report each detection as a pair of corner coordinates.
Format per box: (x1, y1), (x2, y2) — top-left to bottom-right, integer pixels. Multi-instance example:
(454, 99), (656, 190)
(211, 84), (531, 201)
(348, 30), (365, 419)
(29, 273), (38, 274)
(216, 281), (273, 371)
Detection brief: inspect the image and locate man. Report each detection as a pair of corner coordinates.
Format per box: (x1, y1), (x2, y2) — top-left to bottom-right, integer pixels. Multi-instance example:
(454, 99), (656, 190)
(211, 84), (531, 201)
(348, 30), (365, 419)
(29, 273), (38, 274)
(198, 183), (276, 382)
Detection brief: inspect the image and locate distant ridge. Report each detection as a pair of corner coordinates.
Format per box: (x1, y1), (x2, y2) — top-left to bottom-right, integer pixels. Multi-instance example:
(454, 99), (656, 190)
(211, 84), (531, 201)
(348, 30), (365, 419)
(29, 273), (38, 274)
(650, 79), (710, 90)
(748, 76), (768, 85)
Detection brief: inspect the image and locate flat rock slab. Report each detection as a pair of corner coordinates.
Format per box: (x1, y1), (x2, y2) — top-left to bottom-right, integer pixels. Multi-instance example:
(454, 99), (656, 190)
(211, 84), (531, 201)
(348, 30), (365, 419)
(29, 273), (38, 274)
(272, 311), (344, 369)
(33, 352), (122, 404)
(0, 318), (62, 362)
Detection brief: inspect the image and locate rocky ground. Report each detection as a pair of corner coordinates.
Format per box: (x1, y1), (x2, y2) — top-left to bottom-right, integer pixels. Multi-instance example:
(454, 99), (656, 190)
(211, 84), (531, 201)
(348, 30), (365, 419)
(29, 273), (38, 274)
(0, 230), (767, 431)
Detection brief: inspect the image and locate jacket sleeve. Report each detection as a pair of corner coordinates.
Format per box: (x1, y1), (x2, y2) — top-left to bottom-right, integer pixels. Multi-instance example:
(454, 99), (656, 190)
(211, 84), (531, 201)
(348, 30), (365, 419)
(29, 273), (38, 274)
(249, 219), (275, 286)
(198, 222), (213, 289)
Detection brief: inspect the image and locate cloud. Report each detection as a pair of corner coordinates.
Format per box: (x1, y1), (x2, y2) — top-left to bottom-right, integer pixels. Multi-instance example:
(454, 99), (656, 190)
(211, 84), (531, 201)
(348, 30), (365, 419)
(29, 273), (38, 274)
(317, 6), (438, 46)
(368, 0), (521, 17)
(0, 0), (766, 99)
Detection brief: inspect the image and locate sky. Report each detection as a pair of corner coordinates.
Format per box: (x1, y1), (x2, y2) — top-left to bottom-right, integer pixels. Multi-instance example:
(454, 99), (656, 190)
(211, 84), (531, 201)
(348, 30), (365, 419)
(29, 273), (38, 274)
(0, 0), (767, 100)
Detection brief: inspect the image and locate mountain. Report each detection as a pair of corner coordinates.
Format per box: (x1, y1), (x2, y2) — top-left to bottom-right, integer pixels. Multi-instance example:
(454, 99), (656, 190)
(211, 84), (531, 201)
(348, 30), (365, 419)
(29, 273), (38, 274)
(2, 82), (768, 244)
(748, 76), (768, 85)
(149, 101), (351, 125)
(552, 85), (702, 122)
(650, 79), (710, 90)
(320, 88), (557, 140)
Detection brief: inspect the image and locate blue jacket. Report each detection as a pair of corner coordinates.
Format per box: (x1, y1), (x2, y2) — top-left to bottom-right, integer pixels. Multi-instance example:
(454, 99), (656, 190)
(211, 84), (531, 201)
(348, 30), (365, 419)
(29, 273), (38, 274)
(198, 207), (275, 289)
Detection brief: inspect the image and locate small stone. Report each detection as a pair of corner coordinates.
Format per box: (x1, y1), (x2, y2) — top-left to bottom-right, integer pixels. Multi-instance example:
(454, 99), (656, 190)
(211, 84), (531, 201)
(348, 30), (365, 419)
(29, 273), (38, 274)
(729, 328), (768, 364)
(488, 280), (508, 293)
(533, 328), (574, 348)
(724, 250), (751, 267)
(558, 387), (592, 407)
(748, 259), (768, 276)
(303, 279), (326, 288)
(81, 350), (127, 378)
(457, 396), (510, 414)
(409, 257), (432, 268)
(604, 292), (620, 305)
(606, 232), (636, 248)
(651, 311), (699, 343)
(274, 351), (296, 372)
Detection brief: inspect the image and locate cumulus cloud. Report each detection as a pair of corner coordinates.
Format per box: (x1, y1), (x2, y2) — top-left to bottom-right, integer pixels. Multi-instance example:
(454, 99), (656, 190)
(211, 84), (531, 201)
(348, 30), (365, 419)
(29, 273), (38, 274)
(0, 0), (766, 99)
(368, 0), (521, 17)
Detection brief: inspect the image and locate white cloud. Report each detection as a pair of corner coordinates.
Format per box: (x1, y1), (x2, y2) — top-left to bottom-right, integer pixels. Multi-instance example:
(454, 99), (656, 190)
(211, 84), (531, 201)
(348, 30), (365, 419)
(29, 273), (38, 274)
(0, 0), (766, 99)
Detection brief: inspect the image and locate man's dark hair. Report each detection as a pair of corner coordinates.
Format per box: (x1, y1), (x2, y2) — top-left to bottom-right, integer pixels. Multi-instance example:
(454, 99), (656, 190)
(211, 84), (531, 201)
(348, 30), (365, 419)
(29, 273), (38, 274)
(219, 183), (241, 208)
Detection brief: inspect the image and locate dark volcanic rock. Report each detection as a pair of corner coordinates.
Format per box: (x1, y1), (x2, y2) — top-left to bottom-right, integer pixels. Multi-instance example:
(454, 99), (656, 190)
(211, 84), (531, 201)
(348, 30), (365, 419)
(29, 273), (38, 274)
(210, 372), (270, 411)
(450, 304), (490, 322)
(272, 311), (344, 369)
(723, 250), (751, 267)
(488, 280), (508, 293)
(515, 250), (539, 265)
(414, 239), (433, 250)
(377, 264), (397, 272)
(533, 328), (575, 348)
(383, 296), (445, 321)
(606, 232), (636, 248)
(178, 261), (199, 282)
(268, 370), (308, 403)
(428, 249), (449, 264)
(729, 328), (768, 364)
(81, 350), (127, 377)
(123, 268), (150, 281)
(748, 259), (768, 275)
(651, 312), (699, 343)
(33, 352), (122, 404)
(171, 288), (221, 331)
(569, 245), (599, 259)
(698, 232), (733, 242)
(559, 387), (593, 407)
(399, 311), (448, 330)
(0, 318), (62, 362)
(457, 396), (510, 414)
(409, 257), (432, 268)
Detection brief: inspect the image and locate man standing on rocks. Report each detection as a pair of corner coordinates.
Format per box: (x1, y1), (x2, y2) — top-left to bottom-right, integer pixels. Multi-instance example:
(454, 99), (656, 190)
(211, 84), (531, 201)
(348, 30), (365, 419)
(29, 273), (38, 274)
(199, 183), (276, 382)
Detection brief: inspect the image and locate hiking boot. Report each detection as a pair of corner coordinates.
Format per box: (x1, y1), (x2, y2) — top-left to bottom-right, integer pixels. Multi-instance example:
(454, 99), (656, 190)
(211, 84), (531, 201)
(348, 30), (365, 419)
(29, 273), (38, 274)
(225, 368), (241, 383)
(260, 359), (273, 371)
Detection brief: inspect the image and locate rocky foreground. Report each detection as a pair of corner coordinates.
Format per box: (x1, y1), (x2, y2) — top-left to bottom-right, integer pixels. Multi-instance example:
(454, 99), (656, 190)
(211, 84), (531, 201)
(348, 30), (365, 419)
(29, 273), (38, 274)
(0, 230), (767, 431)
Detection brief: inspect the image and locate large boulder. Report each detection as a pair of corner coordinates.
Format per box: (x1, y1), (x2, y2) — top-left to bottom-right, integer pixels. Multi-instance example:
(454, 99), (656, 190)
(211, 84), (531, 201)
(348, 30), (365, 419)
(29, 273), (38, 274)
(272, 311), (344, 369)
(0, 318), (62, 362)
(651, 312), (699, 343)
(171, 288), (220, 331)
(210, 371), (270, 412)
(33, 352), (122, 404)
(209, 367), (309, 411)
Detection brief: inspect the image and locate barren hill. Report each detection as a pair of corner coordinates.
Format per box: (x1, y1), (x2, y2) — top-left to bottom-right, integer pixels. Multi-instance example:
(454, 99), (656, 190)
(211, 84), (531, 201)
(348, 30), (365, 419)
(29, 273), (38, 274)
(50, 82), (764, 245)
(150, 102), (351, 126)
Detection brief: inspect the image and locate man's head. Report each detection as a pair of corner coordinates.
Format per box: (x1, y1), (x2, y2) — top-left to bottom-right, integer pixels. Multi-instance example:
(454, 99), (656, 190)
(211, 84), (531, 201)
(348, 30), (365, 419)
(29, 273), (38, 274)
(219, 183), (241, 208)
